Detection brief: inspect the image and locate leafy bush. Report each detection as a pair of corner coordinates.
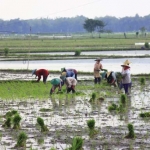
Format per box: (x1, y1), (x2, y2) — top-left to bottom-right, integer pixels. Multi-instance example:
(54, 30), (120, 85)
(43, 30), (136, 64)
(4, 48), (9, 56)
(74, 50), (81, 56)
(145, 42), (149, 49)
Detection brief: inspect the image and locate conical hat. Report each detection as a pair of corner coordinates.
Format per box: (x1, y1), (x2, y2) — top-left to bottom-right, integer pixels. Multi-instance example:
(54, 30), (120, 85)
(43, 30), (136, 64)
(106, 71), (111, 78)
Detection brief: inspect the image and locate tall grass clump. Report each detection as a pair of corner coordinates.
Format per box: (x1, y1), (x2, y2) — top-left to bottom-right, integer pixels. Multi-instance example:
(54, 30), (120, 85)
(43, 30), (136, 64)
(37, 117), (49, 132)
(125, 123), (135, 139)
(68, 136), (84, 150)
(15, 132), (27, 148)
(74, 50), (81, 56)
(87, 119), (98, 138)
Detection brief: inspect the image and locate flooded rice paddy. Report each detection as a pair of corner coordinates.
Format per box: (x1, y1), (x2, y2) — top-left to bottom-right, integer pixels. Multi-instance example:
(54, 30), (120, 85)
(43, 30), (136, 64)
(0, 79), (150, 149)
(16, 50), (150, 56)
(0, 58), (150, 74)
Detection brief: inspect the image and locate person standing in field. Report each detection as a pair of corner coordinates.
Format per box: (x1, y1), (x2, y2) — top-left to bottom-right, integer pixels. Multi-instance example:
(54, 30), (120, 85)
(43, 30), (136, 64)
(120, 60), (131, 90)
(32, 69), (49, 83)
(94, 58), (103, 84)
(121, 62), (132, 95)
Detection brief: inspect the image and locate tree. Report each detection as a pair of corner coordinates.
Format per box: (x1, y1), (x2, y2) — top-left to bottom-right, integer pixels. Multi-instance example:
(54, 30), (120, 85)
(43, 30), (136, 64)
(83, 19), (96, 37)
(140, 27), (146, 36)
(94, 20), (105, 38)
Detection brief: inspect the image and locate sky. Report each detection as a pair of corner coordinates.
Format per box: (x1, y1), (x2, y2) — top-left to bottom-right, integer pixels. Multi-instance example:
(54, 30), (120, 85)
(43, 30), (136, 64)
(0, 0), (150, 20)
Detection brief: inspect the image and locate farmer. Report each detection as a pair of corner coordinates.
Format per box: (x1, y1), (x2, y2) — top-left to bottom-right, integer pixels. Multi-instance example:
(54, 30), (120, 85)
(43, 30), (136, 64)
(61, 68), (75, 78)
(50, 78), (64, 94)
(120, 60), (131, 90)
(121, 62), (132, 95)
(60, 74), (77, 93)
(94, 58), (103, 84)
(32, 69), (49, 83)
(61, 68), (78, 80)
(105, 71), (117, 87)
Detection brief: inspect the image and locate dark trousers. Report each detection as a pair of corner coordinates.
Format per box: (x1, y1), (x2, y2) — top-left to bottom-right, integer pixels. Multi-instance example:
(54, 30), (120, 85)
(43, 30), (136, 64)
(43, 76), (48, 83)
(67, 86), (75, 93)
(122, 83), (132, 94)
(94, 77), (101, 84)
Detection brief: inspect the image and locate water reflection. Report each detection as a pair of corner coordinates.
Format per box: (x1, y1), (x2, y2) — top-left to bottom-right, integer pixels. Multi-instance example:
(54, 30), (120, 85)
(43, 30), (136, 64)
(0, 58), (150, 74)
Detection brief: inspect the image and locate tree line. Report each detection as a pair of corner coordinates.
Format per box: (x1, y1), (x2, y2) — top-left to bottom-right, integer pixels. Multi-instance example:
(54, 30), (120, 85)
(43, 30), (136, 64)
(0, 14), (149, 34)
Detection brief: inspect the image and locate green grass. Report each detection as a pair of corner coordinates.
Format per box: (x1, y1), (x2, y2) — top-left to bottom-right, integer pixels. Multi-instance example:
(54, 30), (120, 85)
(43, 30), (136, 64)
(0, 33), (150, 54)
(0, 79), (119, 100)
(0, 80), (51, 100)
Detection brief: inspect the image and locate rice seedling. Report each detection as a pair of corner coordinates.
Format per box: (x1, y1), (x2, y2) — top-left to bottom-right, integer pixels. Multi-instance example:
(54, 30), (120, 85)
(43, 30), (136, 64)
(120, 94), (127, 104)
(108, 103), (118, 112)
(68, 136), (84, 150)
(15, 132), (27, 148)
(37, 117), (49, 132)
(89, 92), (96, 103)
(12, 114), (22, 129)
(140, 77), (146, 85)
(2, 117), (11, 128)
(125, 123), (135, 139)
(4, 110), (18, 118)
(87, 119), (98, 138)
(139, 112), (150, 117)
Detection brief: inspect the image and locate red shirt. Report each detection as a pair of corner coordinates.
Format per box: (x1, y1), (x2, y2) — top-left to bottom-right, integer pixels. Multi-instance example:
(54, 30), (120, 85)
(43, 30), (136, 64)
(35, 69), (49, 81)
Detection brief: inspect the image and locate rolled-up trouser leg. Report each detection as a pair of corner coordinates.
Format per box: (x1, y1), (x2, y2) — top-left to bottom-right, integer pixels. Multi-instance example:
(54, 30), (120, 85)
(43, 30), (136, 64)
(97, 77), (101, 84)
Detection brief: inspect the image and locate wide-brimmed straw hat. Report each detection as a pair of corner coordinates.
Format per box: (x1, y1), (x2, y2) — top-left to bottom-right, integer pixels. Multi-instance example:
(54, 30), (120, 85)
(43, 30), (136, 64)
(121, 64), (130, 68)
(95, 58), (103, 61)
(123, 60), (131, 65)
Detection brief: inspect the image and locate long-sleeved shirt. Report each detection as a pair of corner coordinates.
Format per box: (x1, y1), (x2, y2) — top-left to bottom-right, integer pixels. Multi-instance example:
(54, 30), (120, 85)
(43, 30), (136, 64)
(67, 69), (77, 74)
(121, 69), (131, 84)
(35, 69), (49, 81)
(66, 70), (75, 78)
(65, 77), (77, 88)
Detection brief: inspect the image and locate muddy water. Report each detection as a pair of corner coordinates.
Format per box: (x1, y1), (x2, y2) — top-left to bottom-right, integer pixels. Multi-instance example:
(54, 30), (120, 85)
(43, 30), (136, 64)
(0, 81), (150, 149)
(0, 58), (150, 74)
